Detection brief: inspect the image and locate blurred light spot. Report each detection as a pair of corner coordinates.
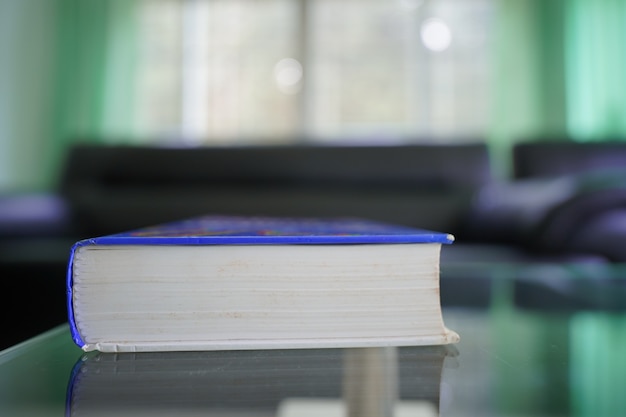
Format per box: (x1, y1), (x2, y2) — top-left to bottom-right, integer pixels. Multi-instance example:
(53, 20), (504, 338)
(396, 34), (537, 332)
(420, 18), (452, 52)
(274, 58), (303, 94)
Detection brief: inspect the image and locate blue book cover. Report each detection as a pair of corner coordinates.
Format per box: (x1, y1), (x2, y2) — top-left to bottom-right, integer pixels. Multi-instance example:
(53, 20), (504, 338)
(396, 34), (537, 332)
(71, 215), (455, 246)
(67, 216), (455, 350)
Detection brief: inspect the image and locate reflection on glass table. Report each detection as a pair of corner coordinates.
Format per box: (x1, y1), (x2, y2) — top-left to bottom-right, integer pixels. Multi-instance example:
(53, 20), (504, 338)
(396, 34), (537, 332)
(2, 264), (626, 416)
(67, 345), (454, 417)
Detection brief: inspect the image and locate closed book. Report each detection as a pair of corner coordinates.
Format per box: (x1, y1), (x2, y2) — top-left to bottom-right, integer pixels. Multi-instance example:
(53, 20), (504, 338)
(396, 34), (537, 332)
(66, 215), (458, 352)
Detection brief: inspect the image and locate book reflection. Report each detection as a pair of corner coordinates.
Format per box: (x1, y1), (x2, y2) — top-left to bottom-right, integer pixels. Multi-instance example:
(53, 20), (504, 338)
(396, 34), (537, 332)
(66, 346), (458, 417)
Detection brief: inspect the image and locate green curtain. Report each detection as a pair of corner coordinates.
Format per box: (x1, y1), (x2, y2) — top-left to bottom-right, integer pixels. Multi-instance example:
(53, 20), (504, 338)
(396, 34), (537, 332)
(51, 0), (141, 180)
(0, 0), (59, 191)
(489, 0), (568, 176)
(565, 0), (626, 140)
(491, 0), (626, 156)
(0, 0), (139, 192)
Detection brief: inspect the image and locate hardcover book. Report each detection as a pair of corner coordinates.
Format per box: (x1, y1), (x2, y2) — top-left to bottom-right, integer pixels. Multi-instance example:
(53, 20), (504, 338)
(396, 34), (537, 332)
(66, 215), (459, 352)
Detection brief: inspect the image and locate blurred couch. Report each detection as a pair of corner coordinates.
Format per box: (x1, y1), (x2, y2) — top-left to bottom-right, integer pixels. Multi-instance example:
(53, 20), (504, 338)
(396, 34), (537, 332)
(3, 140), (626, 348)
(59, 143), (490, 237)
(464, 140), (626, 262)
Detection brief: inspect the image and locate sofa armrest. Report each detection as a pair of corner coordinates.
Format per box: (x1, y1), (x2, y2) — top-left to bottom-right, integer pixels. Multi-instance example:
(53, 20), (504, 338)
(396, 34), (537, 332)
(0, 192), (74, 238)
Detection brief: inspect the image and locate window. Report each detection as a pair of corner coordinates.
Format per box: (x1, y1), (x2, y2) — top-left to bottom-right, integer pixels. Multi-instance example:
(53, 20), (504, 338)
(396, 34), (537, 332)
(133, 0), (493, 145)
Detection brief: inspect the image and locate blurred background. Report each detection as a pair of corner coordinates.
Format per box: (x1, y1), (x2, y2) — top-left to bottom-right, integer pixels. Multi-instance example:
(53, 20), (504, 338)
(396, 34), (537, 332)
(3, 0), (623, 191)
(3, 0), (626, 349)
(5, 3), (626, 414)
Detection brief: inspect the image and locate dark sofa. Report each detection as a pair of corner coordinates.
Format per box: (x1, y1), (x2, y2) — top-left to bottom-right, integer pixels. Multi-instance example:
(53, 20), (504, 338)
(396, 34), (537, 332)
(463, 140), (626, 261)
(3, 140), (626, 349)
(59, 143), (490, 237)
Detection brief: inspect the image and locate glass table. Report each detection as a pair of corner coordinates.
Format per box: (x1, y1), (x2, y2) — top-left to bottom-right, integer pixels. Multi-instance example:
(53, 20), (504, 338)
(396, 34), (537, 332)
(2, 262), (626, 416)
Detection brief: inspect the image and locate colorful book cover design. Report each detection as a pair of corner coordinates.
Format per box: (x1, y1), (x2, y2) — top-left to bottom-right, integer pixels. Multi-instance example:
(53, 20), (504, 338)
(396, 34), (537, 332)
(77, 215), (455, 246)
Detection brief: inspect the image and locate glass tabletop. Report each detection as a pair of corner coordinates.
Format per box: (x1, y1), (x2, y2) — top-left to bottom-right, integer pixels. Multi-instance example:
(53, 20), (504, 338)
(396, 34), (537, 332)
(2, 263), (626, 417)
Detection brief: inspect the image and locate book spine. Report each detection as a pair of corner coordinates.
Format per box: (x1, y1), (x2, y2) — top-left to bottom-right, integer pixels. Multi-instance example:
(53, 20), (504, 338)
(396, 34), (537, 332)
(67, 240), (93, 349)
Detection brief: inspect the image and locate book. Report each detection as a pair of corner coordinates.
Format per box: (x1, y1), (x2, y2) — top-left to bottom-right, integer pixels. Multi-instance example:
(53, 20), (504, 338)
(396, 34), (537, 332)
(66, 346), (458, 416)
(66, 215), (459, 352)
